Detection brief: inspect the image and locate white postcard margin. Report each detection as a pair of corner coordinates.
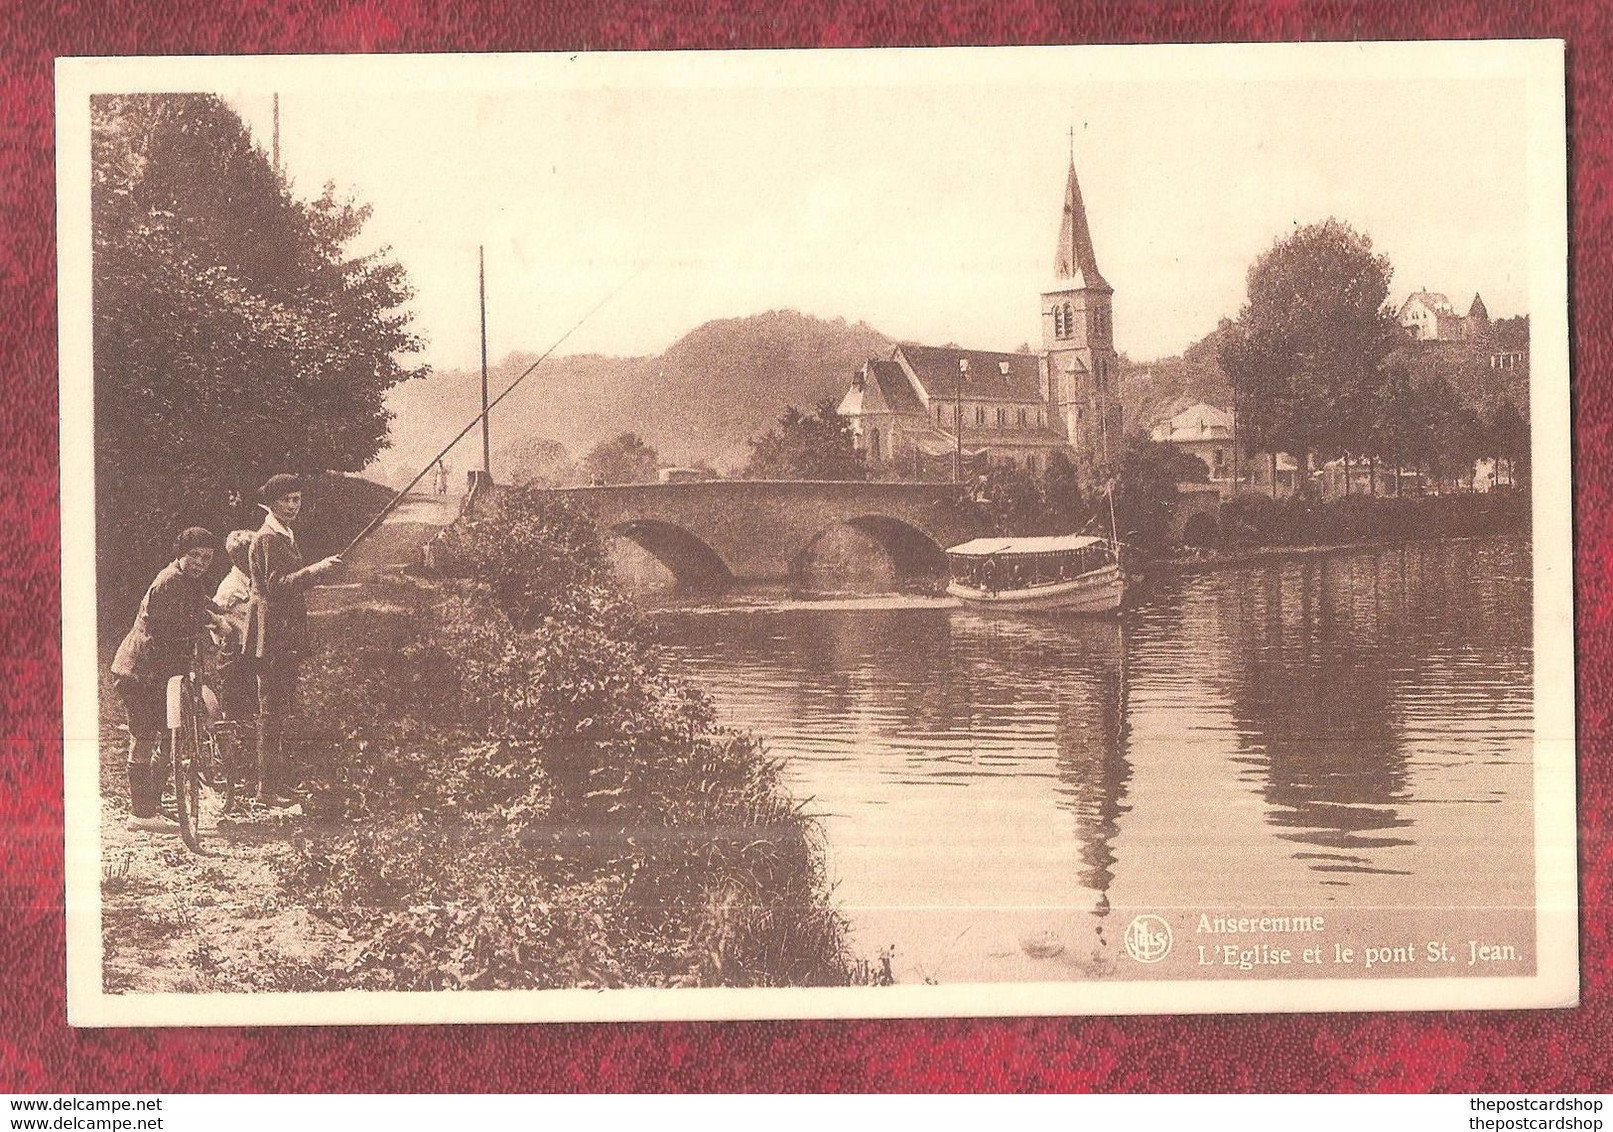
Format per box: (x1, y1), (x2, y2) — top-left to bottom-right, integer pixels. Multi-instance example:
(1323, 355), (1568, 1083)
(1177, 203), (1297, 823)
(55, 39), (1576, 1026)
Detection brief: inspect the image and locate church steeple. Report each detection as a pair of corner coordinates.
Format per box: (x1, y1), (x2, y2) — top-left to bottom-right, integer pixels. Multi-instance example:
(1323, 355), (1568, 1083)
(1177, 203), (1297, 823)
(1052, 158), (1110, 292)
(1041, 147), (1121, 485)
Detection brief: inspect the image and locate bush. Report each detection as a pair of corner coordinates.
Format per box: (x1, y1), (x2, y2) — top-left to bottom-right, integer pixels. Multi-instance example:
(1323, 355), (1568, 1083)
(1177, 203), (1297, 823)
(1221, 490), (1529, 549)
(291, 487), (853, 989)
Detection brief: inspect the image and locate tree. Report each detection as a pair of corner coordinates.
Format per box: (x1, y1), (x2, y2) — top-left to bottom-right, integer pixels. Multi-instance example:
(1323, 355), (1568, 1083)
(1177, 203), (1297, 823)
(1218, 219), (1401, 494)
(1114, 434), (1211, 553)
(582, 432), (659, 485)
(1490, 314), (1530, 352)
(743, 398), (867, 480)
(93, 94), (426, 604)
(1487, 399), (1531, 488)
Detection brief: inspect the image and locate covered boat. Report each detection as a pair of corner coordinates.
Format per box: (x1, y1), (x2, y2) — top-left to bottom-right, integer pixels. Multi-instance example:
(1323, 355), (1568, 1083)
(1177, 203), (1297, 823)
(945, 533), (1124, 614)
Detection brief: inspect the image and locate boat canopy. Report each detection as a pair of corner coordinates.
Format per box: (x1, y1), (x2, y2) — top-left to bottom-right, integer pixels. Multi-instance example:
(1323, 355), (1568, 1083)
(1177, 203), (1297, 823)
(945, 534), (1107, 558)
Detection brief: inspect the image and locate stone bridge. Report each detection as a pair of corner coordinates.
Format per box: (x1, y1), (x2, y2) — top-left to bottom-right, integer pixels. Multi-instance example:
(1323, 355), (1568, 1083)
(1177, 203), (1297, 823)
(542, 480), (979, 589)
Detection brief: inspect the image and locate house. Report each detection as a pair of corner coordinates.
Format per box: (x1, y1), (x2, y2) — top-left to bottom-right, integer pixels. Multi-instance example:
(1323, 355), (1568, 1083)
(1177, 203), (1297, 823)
(837, 155), (1124, 486)
(1149, 400), (1299, 498)
(1397, 290), (1490, 342)
(1150, 401), (1235, 487)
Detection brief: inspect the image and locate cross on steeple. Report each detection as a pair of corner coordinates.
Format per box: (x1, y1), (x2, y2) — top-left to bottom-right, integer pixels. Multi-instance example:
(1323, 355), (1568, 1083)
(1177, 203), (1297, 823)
(1068, 124), (1075, 163)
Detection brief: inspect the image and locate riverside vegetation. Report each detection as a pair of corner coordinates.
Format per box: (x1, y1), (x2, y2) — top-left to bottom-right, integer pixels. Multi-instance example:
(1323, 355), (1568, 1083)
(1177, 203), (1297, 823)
(101, 487), (858, 993)
(287, 488), (855, 990)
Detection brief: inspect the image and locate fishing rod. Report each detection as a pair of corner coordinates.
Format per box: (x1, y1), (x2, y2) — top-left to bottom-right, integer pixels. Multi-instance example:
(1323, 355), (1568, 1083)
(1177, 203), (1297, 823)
(338, 268), (643, 559)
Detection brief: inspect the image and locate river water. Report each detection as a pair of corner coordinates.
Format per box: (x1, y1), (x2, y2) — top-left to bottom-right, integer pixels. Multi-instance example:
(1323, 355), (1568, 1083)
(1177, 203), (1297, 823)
(654, 538), (1534, 984)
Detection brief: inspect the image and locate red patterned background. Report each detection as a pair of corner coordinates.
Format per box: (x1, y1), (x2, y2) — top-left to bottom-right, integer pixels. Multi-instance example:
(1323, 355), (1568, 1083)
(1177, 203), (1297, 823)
(1, 1), (1607, 1093)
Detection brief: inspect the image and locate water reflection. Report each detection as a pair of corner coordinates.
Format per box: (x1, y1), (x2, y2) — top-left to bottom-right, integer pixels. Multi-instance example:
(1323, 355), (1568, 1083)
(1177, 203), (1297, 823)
(656, 539), (1534, 976)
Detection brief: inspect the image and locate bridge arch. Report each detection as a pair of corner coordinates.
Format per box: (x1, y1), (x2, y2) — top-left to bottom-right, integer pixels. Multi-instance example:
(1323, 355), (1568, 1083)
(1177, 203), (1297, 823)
(610, 519), (733, 591)
(791, 514), (948, 583)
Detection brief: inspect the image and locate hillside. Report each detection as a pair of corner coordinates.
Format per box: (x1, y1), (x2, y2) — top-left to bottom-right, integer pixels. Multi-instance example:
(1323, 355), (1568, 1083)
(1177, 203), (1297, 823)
(1118, 317), (1529, 438)
(367, 310), (891, 488)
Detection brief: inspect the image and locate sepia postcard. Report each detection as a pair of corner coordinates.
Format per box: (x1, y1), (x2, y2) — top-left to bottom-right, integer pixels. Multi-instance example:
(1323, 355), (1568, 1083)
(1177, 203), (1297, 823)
(57, 41), (1576, 1026)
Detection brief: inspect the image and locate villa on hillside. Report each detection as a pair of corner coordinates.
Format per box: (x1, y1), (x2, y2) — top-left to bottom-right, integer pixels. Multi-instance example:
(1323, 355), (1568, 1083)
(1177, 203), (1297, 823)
(1398, 289), (1490, 343)
(837, 156), (1124, 487)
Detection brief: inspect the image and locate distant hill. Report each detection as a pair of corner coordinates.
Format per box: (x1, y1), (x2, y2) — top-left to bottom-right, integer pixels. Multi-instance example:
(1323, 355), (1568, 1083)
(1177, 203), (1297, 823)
(367, 310), (891, 488)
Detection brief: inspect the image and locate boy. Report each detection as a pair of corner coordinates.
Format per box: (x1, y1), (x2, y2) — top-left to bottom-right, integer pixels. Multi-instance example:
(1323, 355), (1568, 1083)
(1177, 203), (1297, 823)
(109, 527), (223, 831)
(246, 474), (341, 804)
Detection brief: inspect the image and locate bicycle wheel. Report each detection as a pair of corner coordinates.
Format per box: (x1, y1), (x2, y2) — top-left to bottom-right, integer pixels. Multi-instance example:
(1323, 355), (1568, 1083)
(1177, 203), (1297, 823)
(170, 689), (205, 852)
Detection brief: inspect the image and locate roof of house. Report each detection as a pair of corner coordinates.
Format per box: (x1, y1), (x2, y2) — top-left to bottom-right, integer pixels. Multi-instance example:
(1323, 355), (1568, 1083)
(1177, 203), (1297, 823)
(894, 343), (1044, 403)
(1151, 401), (1234, 441)
(1051, 160), (1110, 292)
(1400, 291), (1455, 316)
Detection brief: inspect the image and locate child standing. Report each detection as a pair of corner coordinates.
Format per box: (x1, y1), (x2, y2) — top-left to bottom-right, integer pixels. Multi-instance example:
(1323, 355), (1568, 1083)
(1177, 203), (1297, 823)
(109, 527), (222, 832)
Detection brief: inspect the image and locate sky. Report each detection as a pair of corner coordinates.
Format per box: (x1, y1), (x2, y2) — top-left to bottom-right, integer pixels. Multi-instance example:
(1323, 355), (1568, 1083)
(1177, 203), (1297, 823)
(224, 48), (1535, 372)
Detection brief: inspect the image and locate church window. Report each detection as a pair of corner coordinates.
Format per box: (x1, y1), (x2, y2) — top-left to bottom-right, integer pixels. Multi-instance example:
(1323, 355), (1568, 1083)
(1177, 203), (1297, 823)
(996, 407), (1007, 427)
(1017, 408), (1028, 427)
(1060, 303), (1074, 339)
(869, 429), (882, 460)
(937, 403), (944, 425)
(975, 406), (986, 426)
(1037, 409), (1046, 428)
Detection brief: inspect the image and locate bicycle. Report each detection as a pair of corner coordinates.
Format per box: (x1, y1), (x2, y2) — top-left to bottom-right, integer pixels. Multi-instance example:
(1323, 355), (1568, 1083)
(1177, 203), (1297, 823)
(165, 638), (250, 852)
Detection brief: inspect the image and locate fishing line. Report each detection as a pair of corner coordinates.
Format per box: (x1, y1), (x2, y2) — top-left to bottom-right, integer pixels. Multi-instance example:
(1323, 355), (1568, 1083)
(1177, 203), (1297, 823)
(339, 267), (645, 558)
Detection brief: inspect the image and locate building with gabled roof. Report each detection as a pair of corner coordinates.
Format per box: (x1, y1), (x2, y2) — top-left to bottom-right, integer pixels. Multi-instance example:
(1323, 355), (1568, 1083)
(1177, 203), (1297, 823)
(1398, 289), (1491, 342)
(837, 154), (1124, 484)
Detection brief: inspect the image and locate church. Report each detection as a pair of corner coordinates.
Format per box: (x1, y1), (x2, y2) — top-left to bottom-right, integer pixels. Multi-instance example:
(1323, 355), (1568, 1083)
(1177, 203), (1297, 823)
(836, 156), (1124, 486)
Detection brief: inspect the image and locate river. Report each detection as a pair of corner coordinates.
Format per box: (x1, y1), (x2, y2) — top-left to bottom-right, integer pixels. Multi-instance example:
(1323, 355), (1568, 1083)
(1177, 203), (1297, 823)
(654, 538), (1535, 985)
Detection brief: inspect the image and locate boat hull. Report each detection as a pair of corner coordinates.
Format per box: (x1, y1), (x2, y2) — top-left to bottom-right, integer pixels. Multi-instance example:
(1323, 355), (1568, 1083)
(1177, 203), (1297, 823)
(947, 565), (1125, 614)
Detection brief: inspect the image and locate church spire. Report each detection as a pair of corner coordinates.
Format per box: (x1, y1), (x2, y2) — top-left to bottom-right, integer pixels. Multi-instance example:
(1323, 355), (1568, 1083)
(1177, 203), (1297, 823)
(1053, 157), (1110, 292)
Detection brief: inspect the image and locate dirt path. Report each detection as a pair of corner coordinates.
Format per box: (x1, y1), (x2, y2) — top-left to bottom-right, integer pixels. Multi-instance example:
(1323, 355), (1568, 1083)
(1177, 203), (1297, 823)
(99, 494), (455, 994)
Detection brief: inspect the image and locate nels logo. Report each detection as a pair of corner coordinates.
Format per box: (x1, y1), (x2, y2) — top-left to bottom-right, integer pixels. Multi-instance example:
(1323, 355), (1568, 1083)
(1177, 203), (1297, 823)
(1123, 914), (1173, 963)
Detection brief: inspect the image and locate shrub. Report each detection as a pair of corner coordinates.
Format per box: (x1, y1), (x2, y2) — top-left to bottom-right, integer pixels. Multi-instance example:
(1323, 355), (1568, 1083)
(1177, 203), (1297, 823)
(291, 487), (853, 989)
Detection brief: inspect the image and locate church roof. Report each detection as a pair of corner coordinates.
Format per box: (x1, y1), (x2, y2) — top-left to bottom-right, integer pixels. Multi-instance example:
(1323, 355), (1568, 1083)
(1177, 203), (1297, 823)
(893, 343), (1044, 403)
(1051, 160), (1110, 292)
(865, 357), (925, 414)
(1468, 292), (1489, 320)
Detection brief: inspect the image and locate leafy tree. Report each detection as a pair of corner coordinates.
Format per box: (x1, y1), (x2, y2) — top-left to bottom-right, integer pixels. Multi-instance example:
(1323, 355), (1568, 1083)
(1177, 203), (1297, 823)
(493, 436), (575, 487)
(1219, 219), (1401, 494)
(92, 94), (426, 606)
(743, 398), (867, 480)
(1114, 434), (1211, 552)
(1487, 399), (1531, 488)
(582, 431), (659, 485)
(1490, 314), (1530, 352)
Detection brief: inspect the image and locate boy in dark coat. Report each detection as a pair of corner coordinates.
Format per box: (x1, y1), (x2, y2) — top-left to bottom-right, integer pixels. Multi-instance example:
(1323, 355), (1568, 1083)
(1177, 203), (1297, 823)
(245, 474), (341, 804)
(110, 527), (223, 831)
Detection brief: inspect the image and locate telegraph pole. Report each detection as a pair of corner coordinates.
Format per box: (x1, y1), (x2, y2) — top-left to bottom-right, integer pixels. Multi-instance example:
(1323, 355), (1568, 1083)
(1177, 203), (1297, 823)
(479, 245), (491, 476)
(954, 357), (967, 484)
(272, 93), (280, 174)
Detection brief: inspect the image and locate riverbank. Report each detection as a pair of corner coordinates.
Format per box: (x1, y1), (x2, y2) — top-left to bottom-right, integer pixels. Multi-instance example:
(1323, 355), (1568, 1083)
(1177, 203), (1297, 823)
(1157, 530), (1529, 576)
(98, 494), (860, 994)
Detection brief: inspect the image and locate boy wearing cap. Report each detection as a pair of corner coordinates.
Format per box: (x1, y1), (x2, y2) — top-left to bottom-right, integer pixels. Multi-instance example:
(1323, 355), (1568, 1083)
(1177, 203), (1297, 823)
(110, 527), (225, 831)
(246, 474), (341, 804)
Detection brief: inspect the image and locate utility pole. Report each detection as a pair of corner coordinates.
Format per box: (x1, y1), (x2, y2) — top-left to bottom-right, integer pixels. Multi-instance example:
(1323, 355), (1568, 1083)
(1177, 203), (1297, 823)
(479, 245), (491, 477)
(954, 357), (967, 484)
(272, 93), (280, 175)
(1230, 368), (1239, 494)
